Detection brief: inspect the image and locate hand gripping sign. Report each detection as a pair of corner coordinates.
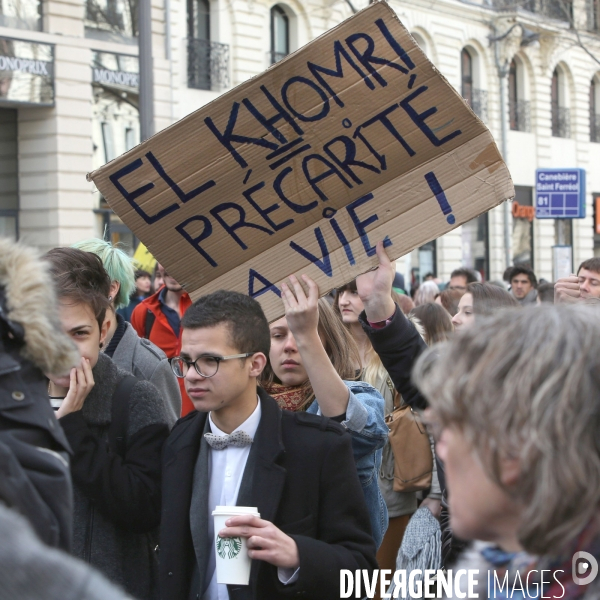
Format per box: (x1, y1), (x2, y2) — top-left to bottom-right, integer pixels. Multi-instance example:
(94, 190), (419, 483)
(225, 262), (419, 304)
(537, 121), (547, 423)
(88, 1), (514, 322)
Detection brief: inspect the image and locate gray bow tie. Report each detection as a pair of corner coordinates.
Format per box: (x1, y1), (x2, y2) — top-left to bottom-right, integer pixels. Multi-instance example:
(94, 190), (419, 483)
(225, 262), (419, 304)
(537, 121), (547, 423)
(204, 430), (253, 450)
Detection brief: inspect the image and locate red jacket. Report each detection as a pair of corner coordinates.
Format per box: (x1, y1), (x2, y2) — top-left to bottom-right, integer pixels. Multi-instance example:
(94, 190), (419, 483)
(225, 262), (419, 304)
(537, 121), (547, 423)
(131, 288), (195, 416)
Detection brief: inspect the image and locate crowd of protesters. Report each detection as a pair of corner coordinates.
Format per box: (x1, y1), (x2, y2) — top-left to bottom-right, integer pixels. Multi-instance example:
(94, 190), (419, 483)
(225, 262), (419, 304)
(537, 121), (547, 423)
(0, 234), (599, 600)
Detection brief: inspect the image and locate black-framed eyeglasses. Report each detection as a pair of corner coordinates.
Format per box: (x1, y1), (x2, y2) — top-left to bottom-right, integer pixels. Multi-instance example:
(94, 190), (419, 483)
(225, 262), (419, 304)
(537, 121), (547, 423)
(169, 353), (256, 379)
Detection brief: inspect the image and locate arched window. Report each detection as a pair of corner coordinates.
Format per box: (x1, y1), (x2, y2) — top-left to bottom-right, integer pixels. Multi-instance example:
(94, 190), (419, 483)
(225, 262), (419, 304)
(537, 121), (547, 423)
(411, 32), (428, 58)
(461, 49), (473, 105)
(187, 0), (211, 90)
(551, 67), (570, 138)
(270, 5), (289, 64)
(508, 58), (530, 132)
(461, 47), (487, 121)
(591, 78), (600, 143)
(189, 0), (210, 41)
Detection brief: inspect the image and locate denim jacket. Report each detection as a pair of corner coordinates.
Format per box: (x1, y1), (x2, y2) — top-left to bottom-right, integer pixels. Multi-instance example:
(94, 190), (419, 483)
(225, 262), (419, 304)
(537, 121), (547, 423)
(307, 380), (389, 548)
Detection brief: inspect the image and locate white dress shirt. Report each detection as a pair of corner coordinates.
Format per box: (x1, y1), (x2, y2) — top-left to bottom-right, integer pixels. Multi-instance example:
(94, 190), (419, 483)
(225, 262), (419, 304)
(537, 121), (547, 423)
(201, 400), (300, 600)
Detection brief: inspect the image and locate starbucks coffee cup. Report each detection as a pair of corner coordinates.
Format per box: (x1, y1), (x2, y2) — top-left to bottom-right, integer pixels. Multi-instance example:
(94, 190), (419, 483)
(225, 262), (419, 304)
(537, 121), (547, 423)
(212, 506), (260, 585)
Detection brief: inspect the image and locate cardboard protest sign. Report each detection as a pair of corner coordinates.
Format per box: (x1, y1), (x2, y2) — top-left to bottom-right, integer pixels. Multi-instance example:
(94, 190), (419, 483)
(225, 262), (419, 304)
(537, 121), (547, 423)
(88, 1), (513, 322)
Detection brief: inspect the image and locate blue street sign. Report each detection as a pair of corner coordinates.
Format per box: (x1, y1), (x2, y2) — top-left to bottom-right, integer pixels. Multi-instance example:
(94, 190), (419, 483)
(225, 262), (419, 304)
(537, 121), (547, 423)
(535, 168), (586, 219)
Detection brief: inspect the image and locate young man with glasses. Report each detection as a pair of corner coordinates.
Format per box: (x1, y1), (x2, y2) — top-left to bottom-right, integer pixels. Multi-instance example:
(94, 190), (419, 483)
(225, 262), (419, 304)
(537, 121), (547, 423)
(159, 290), (377, 600)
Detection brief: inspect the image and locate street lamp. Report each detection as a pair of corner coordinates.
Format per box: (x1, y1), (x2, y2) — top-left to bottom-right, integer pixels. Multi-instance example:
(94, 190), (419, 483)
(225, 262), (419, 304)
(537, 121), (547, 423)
(489, 22), (539, 271)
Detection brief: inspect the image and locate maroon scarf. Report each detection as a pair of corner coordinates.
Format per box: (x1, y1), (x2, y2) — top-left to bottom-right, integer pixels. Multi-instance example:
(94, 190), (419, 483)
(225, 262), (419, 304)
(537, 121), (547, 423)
(262, 382), (307, 412)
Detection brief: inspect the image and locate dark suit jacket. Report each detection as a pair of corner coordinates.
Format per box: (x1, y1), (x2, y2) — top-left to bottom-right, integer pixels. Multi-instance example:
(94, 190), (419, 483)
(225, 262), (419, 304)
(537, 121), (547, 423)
(159, 388), (377, 600)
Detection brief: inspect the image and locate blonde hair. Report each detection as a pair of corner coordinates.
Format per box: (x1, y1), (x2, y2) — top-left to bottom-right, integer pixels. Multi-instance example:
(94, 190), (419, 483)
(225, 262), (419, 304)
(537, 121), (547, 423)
(260, 298), (359, 410)
(413, 305), (600, 555)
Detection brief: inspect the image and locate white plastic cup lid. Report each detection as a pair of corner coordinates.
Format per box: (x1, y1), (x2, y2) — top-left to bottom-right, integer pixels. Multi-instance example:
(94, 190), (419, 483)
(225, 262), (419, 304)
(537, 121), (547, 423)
(212, 506), (260, 517)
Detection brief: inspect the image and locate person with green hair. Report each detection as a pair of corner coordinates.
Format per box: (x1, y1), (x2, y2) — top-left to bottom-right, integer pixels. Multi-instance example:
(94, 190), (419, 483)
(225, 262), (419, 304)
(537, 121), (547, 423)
(72, 239), (180, 424)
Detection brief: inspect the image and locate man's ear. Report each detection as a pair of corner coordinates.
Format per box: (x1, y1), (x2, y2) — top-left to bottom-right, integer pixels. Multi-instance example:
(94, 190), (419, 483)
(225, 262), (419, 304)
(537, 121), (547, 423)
(249, 352), (268, 378)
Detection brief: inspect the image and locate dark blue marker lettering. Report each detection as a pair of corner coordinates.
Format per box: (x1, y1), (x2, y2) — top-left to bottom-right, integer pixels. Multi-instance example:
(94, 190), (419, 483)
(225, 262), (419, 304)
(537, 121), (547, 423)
(204, 102), (279, 168)
(269, 144), (312, 171)
(374, 18), (416, 70)
(345, 33), (408, 89)
(109, 158), (176, 225)
(307, 41), (373, 108)
(330, 217), (356, 265)
(175, 215), (217, 267)
(281, 77), (330, 122)
(243, 182), (294, 231)
(290, 227), (332, 277)
(355, 105), (415, 160)
(346, 193), (392, 256)
(323, 135), (381, 185)
(248, 269), (282, 298)
(258, 85), (304, 136)
(273, 167), (318, 214)
(242, 89), (300, 145)
(353, 129), (386, 171)
(424, 171), (456, 224)
(302, 154), (353, 202)
(399, 86), (462, 146)
(210, 202), (274, 250)
(146, 151), (216, 204)
(266, 138), (305, 160)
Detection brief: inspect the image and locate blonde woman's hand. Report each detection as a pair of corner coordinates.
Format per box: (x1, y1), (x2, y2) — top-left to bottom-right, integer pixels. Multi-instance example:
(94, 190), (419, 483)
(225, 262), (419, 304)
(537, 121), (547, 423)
(56, 357), (94, 419)
(281, 274), (320, 340)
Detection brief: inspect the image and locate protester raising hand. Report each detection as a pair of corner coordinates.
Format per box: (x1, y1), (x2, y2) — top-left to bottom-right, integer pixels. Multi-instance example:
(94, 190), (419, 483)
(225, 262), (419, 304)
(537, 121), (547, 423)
(280, 274), (350, 418)
(355, 242), (396, 323)
(263, 274), (389, 549)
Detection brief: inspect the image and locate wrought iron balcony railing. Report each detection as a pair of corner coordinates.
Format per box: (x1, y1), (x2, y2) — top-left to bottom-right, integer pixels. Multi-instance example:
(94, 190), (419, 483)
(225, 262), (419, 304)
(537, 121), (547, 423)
(465, 88), (488, 123)
(493, 0), (572, 21)
(509, 100), (531, 132)
(591, 113), (600, 143)
(187, 38), (230, 92)
(551, 105), (570, 138)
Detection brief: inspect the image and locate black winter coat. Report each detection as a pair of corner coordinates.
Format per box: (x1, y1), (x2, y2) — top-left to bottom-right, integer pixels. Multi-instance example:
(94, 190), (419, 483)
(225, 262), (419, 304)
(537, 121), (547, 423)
(0, 239), (79, 552)
(59, 352), (170, 600)
(359, 304), (429, 411)
(159, 389), (378, 600)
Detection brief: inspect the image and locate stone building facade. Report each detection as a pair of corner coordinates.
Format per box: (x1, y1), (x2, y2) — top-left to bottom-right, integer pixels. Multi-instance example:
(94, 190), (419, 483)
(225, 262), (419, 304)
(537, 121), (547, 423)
(1, 0), (599, 284)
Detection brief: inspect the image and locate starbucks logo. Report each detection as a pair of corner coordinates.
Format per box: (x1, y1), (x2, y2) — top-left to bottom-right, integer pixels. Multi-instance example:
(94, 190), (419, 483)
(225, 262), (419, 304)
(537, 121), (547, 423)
(216, 535), (242, 559)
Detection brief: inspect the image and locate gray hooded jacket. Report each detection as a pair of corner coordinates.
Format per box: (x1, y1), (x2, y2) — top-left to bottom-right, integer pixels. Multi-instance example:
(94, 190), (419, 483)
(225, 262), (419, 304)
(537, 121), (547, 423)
(111, 321), (180, 426)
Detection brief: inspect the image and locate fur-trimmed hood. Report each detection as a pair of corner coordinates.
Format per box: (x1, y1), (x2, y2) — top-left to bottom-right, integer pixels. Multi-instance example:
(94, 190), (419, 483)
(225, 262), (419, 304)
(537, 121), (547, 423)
(0, 238), (79, 375)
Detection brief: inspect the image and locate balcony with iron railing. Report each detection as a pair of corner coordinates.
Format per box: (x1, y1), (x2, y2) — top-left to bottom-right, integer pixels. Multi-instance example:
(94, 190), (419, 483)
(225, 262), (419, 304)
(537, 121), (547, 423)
(465, 88), (488, 122)
(591, 113), (600, 142)
(509, 100), (531, 132)
(187, 39), (230, 92)
(551, 105), (570, 138)
(493, 0), (572, 21)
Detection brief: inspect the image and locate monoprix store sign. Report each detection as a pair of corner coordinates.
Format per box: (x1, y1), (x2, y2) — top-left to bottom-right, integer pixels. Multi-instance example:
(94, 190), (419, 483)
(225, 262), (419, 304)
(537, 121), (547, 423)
(535, 168), (586, 219)
(0, 37), (54, 106)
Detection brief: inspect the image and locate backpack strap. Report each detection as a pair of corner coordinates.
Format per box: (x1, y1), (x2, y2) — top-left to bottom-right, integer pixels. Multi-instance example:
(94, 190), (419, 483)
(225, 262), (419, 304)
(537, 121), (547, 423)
(109, 375), (137, 458)
(144, 309), (156, 340)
